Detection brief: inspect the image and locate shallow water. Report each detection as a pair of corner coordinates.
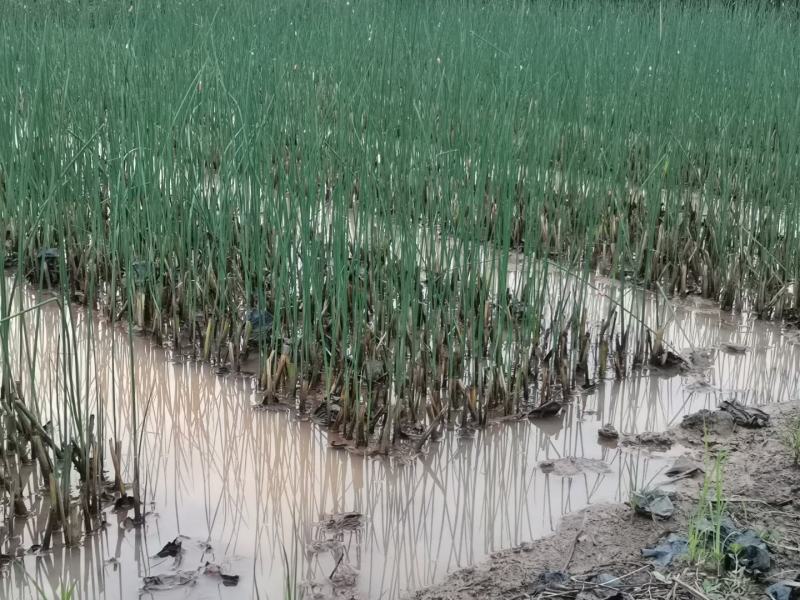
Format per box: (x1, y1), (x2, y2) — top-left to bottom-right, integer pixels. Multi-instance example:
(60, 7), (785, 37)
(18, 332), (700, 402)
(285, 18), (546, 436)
(1, 280), (799, 599)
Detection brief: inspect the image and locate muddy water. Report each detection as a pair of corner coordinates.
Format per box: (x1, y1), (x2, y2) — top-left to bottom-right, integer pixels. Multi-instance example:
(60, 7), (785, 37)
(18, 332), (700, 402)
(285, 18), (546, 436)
(1, 281), (799, 599)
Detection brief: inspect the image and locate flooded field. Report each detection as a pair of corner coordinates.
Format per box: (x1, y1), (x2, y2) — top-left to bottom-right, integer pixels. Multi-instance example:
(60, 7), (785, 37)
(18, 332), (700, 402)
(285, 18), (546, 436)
(2, 1), (800, 598)
(2, 278), (798, 599)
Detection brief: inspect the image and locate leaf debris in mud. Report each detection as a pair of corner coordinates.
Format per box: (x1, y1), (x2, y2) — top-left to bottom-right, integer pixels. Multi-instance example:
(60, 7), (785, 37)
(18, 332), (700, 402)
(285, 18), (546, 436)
(641, 533), (688, 567)
(720, 400), (770, 428)
(307, 539), (345, 555)
(155, 538), (182, 558)
(720, 342), (748, 354)
(538, 457), (611, 477)
(142, 570), (198, 591)
(204, 563), (241, 586)
(320, 511), (364, 531)
(529, 400), (563, 419)
(113, 495), (137, 511)
(631, 489), (675, 520)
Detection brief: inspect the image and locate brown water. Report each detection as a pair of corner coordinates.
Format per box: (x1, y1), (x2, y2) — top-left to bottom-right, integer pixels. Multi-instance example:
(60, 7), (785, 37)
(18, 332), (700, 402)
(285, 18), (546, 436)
(1, 280), (799, 599)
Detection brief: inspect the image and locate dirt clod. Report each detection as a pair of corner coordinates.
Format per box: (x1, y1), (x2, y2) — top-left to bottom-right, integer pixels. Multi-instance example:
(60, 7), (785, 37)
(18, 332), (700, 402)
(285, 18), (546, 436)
(681, 409), (735, 435)
(598, 424), (619, 440)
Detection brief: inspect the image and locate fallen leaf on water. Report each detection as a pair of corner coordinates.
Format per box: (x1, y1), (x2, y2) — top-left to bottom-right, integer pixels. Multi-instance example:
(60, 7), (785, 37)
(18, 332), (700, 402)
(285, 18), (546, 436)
(142, 570), (197, 591)
(155, 538), (182, 558)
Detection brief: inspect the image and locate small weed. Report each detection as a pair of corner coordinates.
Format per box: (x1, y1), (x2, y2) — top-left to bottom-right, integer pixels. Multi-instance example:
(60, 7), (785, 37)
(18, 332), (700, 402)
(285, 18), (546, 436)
(19, 567), (75, 599)
(687, 440), (728, 574)
(781, 415), (800, 465)
(58, 587), (74, 600)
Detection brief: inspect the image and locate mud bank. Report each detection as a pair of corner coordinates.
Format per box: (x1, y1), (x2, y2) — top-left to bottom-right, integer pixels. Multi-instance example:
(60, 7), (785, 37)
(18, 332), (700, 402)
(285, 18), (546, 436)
(411, 401), (800, 600)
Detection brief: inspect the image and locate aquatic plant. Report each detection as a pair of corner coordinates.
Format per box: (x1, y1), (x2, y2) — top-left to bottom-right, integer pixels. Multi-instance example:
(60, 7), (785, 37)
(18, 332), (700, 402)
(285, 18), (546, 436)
(7, 0), (795, 449)
(688, 447), (728, 574)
